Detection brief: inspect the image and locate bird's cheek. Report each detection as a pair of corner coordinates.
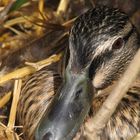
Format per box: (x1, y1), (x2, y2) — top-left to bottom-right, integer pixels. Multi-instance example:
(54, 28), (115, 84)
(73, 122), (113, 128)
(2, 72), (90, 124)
(92, 71), (106, 89)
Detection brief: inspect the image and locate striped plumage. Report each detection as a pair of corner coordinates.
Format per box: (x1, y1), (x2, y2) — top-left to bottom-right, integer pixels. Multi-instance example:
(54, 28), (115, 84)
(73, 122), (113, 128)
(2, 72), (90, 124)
(17, 67), (62, 140)
(16, 6), (140, 140)
(90, 78), (140, 140)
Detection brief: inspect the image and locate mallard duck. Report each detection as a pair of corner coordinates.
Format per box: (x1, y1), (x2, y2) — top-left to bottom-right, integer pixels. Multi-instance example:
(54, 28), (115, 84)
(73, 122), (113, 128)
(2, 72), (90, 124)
(17, 6), (140, 140)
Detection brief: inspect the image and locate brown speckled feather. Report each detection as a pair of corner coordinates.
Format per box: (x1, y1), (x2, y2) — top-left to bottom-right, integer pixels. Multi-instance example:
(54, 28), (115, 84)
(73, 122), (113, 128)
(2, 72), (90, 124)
(17, 68), (62, 140)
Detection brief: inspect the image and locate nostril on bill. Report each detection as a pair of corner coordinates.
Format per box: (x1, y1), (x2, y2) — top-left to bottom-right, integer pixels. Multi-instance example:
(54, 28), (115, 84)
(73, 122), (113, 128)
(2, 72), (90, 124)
(42, 132), (53, 140)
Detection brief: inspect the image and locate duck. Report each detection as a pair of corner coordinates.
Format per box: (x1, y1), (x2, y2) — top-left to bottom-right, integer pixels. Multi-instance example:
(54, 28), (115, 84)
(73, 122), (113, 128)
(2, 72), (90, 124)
(16, 6), (140, 140)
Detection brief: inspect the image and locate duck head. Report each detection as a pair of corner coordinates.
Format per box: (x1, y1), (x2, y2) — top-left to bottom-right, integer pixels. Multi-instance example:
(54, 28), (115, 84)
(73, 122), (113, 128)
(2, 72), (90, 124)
(35, 6), (140, 140)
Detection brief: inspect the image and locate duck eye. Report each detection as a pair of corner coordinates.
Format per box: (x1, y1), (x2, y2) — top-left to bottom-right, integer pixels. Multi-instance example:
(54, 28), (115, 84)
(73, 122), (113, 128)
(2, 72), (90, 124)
(112, 37), (124, 50)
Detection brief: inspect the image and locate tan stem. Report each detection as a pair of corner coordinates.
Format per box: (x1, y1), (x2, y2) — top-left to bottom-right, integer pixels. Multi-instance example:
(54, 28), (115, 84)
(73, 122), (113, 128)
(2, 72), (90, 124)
(0, 53), (62, 85)
(0, 91), (12, 108)
(7, 79), (22, 130)
(57, 0), (70, 16)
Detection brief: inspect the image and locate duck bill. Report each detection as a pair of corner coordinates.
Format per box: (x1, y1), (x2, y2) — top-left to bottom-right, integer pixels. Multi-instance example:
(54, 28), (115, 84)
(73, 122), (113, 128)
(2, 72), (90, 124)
(35, 71), (94, 140)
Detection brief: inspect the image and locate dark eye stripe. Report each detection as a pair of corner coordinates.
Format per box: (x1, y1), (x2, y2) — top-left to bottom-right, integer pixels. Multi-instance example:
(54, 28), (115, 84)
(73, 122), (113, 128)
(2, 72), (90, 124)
(123, 26), (135, 41)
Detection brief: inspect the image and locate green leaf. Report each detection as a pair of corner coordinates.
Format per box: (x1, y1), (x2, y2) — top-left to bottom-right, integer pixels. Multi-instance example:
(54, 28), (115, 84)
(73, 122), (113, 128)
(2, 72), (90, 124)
(10, 0), (28, 12)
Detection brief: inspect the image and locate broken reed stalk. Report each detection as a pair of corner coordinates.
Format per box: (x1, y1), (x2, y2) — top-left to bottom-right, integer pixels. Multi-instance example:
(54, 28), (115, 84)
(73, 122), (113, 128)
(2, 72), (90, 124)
(63, 17), (77, 28)
(4, 16), (31, 28)
(0, 91), (12, 108)
(37, 0), (45, 34)
(5, 79), (22, 140)
(5, 129), (19, 140)
(0, 0), (16, 24)
(57, 0), (70, 16)
(0, 53), (62, 85)
(85, 49), (140, 139)
(38, 0), (44, 14)
(7, 79), (22, 130)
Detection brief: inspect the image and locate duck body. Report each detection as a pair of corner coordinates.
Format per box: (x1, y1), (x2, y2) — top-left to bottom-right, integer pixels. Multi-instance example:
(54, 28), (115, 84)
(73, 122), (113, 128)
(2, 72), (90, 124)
(17, 69), (140, 140)
(16, 6), (140, 140)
